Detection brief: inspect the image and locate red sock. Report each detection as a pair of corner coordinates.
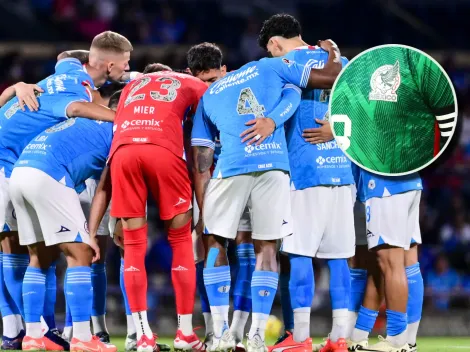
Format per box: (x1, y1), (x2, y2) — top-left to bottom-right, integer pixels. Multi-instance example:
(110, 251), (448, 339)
(168, 220), (196, 315)
(123, 224), (148, 312)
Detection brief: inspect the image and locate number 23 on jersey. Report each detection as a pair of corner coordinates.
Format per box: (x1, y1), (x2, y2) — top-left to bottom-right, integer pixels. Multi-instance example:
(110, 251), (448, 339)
(125, 76), (182, 107)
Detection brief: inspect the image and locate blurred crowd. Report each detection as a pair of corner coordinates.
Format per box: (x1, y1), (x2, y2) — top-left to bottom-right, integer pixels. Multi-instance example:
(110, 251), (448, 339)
(0, 0), (469, 317)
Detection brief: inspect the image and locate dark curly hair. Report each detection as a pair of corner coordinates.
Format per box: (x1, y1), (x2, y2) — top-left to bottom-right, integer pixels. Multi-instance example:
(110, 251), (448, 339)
(143, 63), (172, 74)
(98, 82), (126, 99)
(187, 42), (223, 75)
(108, 90), (123, 110)
(258, 14), (301, 50)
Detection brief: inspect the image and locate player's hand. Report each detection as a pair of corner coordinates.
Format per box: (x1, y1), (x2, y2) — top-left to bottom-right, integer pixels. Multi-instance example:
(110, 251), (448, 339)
(90, 235), (101, 263)
(195, 218), (204, 237)
(317, 39), (337, 52)
(240, 117), (276, 145)
(303, 119), (334, 144)
(14, 82), (43, 112)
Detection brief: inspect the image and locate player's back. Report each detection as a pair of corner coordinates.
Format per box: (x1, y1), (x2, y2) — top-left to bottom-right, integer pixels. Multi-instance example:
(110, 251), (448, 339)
(351, 164), (422, 202)
(201, 58), (307, 177)
(332, 46), (456, 173)
(110, 71), (207, 160)
(15, 118), (112, 190)
(284, 46), (352, 189)
(0, 58), (93, 177)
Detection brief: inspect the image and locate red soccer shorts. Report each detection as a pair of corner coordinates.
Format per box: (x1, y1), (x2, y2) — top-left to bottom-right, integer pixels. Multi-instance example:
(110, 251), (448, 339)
(110, 144), (192, 220)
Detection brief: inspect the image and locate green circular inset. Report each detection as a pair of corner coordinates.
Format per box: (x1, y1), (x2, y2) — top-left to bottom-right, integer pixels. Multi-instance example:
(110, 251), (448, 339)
(329, 44), (458, 176)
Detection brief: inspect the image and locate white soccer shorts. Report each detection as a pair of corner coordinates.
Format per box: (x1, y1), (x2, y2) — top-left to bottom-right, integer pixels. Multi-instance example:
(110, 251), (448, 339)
(0, 169), (17, 232)
(203, 171), (293, 240)
(79, 178), (111, 236)
(9, 167), (90, 246)
(365, 190), (422, 250)
(282, 185), (355, 259)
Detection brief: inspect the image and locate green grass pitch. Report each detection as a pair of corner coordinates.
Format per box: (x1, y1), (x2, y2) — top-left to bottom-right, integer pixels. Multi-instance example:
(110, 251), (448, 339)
(109, 336), (470, 352)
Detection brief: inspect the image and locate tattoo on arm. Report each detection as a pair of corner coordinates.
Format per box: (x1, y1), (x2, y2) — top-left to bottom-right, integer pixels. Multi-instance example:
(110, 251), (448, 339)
(196, 146), (214, 173)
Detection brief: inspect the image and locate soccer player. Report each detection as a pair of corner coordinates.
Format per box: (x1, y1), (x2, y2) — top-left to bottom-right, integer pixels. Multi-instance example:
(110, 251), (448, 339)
(345, 165), (423, 352)
(187, 42), (255, 351)
(258, 14), (353, 352)
(89, 65), (207, 352)
(7, 84), (121, 351)
(191, 40), (342, 352)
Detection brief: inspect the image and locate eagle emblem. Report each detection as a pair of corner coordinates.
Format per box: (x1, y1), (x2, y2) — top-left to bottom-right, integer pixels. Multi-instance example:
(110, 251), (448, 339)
(369, 61), (401, 102)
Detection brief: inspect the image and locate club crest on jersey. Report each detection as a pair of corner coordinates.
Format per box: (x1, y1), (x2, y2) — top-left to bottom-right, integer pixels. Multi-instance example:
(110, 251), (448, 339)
(369, 61), (401, 102)
(45, 118), (76, 133)
(282, 58), (295, 67)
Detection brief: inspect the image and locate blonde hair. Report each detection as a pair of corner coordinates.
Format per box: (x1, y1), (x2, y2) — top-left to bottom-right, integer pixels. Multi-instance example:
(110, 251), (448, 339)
(91, 31), (133, 53)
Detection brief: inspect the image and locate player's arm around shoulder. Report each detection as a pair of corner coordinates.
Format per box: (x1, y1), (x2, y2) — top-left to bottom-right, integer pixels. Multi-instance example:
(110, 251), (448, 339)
(306, 40), (343, 89)
(0, 82), (43, 111)
(66, 100), (115, 122)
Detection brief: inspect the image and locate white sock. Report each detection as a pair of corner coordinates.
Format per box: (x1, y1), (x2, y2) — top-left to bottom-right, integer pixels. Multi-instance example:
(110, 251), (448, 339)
(178, 314), (193, 336)
(26, 322), (43, 339)
(293, 307), (310, 343)
(92, 315), (108, 334)
(351, 328), (369, 342)
(330, 309), (349, 342)
(63, 326), (73, 341)
(210, 305), (229, 338)
(345, 311), (358, 339)
(248, 313), (269, 341)
(203, 312), (214, 335)
(407, 321), (420, 345)
(230, 310), (250, 341)
(387, 329), (408, 348)
(73, 321), (92, 342)
(2, 315), (23, 338)
(127, 315), (136, 336)
(40, 316), (49, 334)
(132, 311), (153, 340)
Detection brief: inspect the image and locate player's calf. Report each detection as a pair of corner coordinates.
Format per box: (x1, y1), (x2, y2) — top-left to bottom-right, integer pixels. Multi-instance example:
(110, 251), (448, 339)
(405, 244), (422, 352)
(91, 236), (109, 339)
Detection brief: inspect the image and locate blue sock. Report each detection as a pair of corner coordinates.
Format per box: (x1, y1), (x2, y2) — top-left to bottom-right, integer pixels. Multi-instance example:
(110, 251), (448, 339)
(91, 263), (107, 317)
(349, 269), (367, 313)
(64, 271), (72, 328)
(120, 259), (131, 315)
(279, 272), (294, 331)
(327, 259), (350, 310)
(289, 255), (314, 309)
(386, 309), (407, 336)
(65, 267), (92, 322)
(355, 306), (378, 333)
(251, 271), (278, 339)
(406, 263), (423, 324)
(0, 253), (21, 318)
(203, 265), (231, 337)
(196, 261), (210, 313)
(23, 267), (47, 323)
(3, 253), (29, 316)
(233, 244), (255, 313)
(43, 262), (57, 330)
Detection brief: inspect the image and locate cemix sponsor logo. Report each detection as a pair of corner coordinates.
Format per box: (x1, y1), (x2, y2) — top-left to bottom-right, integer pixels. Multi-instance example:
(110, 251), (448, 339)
(120, 119), (163, 130)
(244, 142), (282, 155)
(315, 155), (348, 166)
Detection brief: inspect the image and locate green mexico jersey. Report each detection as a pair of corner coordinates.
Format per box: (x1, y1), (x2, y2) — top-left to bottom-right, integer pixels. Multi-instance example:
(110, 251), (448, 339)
(330, 45), (457, 175)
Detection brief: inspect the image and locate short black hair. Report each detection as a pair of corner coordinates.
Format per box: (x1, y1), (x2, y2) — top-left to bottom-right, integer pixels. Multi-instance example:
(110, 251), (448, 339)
(187, 42), (223, 75)
(108, 90), (123, 110)
(258, 14), (301, 50)
(98, 82), (126, 99)
(143, 63), (172, 74)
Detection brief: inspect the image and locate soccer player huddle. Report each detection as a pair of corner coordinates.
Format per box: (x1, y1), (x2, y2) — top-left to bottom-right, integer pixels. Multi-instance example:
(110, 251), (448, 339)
(0, 13), (423, 352)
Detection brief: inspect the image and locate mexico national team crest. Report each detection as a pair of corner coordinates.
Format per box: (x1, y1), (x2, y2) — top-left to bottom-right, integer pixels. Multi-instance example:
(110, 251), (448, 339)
(369, 61), (401, 102)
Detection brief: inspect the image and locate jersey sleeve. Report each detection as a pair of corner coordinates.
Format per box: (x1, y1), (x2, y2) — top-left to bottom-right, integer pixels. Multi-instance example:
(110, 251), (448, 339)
(266, 57), (314, 88)
(191, 97), (218, 149)
(416, 53), (456, 141)
(267, 84), (302, 128)
(51, 94), (90, 119)
(55, 58), (85, 75)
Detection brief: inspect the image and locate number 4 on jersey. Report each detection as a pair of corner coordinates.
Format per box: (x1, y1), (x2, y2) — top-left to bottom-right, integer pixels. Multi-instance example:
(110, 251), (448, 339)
(237, 87), (266, 118)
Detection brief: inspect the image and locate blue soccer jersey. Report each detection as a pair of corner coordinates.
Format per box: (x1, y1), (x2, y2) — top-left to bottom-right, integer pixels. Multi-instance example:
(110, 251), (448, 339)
(191, 57), (313, 178)
(352, 164), (423, 202)
(284, 46), (353, 190)
(0, 58), (94, 177)
(15, 118), (112, 191)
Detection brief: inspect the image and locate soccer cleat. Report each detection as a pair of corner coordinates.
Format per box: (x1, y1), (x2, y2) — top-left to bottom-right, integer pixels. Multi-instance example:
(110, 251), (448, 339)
(319, 338), (348, 352)
(136, 334), (159, 352)
(271, 331), (291, 348)
(157, 342), (171, 352)
(174, 330), (205, 351)
(347, 338), (368, 351)
(125, 333), (137, 351)
(408, 344), (417, 352)
(2, 330), (25, 350)
(204, 333), (214, 351)
(267, 331), (311, 352)
(246, 334), (267, 352)
(45, 329), (70, 351)
(70, 336), (117, 352)
(22, 335), (65, 351)
(95, 332), (110, 344)
(208, 329), (235, 352)
(235, 342), (246, 352)
(359, 336), (410, 352)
